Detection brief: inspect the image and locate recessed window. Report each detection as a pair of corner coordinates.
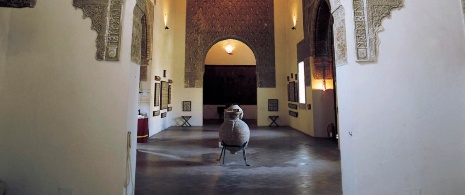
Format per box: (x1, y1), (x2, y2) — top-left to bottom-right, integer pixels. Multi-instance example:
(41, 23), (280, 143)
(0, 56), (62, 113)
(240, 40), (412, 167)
(298, 61), (305, 104)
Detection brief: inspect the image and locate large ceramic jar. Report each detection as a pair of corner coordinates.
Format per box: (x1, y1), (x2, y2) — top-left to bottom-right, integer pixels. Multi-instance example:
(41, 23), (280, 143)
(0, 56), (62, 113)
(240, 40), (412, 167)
(219, 111), (250, 154)
(228, 104), (243, 119)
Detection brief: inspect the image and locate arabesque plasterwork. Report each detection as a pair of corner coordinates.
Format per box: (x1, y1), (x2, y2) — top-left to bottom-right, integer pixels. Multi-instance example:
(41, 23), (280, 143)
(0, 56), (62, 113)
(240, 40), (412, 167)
(354, 0), (403, 62)
(332, 5), (347, 66)
(73, 0), (122, 61)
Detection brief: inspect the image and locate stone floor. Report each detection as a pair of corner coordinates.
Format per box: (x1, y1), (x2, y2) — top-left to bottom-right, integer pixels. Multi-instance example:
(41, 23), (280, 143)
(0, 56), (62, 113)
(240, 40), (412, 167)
(135, 121), (342, 195)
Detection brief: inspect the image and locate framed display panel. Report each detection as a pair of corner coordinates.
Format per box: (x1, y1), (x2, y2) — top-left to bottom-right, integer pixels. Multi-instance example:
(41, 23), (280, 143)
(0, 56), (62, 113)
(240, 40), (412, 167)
(168, 84), (172, 104)
(168, 107), (172, 112)
(140, 66), (148, 81)
(288, 81), (296, 102)
(289, 110), (298, 117)
(268, 99), (278, 111)
(294, 82), (299, 103)
(183, 101), (191, 111)
(161, 112), (167, 118)
(153, 110), (160, 116)
(161, 81), (168, 110)
(288, 103), (298, 109)
(154, 83), (160, 106)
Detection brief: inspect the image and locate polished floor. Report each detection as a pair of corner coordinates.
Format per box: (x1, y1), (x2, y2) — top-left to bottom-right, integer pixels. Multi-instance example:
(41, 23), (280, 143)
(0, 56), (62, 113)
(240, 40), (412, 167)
(135, 120), (342, 195)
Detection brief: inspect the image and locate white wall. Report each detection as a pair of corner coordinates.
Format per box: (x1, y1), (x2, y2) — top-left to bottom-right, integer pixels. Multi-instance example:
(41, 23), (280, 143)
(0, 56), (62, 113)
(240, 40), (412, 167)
(171, 0), (204, 127)
(146, 0), (179, 135)
(312, 89), (335, 137)
(339, 0), (465, 194)
(0, 1), (139, 194)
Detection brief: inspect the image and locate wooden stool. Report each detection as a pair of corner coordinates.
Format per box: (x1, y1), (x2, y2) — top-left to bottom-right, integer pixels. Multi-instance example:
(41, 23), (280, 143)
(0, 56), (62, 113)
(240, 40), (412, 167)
(269, 116), (279, 127)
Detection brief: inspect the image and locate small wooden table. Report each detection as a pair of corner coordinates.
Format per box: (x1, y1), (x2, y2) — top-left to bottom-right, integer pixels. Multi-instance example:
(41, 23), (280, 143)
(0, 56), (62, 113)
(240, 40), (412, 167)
(268, 116), (279, 127)
(181, 116), (192, 126)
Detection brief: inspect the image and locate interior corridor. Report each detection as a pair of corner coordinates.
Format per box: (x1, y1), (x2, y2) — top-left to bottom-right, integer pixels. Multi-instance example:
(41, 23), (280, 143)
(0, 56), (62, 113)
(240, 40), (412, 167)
(135, 122), (342, 194)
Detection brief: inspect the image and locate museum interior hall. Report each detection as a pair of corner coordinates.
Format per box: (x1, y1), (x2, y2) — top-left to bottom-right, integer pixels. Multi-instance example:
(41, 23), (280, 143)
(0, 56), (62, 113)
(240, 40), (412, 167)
(1, 0), (465, 195)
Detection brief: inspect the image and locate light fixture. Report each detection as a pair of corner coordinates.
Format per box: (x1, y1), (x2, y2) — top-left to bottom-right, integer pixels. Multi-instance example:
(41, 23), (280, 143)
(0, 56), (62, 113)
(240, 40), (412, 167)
(292, 14), (297, 30)
(225, 44), (234, 55)
(164, 13), (169, 30)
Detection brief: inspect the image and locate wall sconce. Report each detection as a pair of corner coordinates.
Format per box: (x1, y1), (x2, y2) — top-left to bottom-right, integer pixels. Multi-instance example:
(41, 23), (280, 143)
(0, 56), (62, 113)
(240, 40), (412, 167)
(292, 14), (297, 30)
(225, 44), (234, 55)
(164, 13), (169, 30)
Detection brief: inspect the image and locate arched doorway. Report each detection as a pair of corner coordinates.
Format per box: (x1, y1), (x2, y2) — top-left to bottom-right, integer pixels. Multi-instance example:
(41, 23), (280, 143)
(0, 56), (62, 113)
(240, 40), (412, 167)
(202, 39), (257, 125)
(311, 0), (338, 140)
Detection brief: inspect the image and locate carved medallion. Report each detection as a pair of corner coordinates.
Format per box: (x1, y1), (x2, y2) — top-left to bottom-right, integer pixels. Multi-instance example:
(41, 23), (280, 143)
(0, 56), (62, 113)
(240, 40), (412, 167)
(73, 0), (123, 61)
(354, 0), (403, 62)
(0, 0), (36, 8)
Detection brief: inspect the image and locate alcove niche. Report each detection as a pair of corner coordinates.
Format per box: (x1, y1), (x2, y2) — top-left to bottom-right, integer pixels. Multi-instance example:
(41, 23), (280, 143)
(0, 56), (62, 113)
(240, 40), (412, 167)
(203, 39), (258, 121)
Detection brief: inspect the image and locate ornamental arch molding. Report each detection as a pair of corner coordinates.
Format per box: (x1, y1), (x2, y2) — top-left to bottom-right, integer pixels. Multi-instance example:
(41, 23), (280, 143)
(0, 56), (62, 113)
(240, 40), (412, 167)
(353, 0), (403, 62)
(300, 0), (347, 82)
(131, 0), (154, 65)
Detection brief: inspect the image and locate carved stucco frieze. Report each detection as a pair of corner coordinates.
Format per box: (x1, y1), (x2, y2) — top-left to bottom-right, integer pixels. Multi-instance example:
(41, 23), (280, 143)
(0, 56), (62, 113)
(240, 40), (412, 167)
(73, 0), (123, 61)
(332, 5), (347, 66)
(0, 0), (36, 8)
(354, 0), (403, 62)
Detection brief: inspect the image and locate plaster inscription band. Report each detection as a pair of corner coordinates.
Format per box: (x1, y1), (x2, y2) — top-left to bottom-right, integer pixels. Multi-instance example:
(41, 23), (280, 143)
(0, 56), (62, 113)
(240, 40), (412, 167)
(354, 0), (403, 62)
(73, 0), (123, 61)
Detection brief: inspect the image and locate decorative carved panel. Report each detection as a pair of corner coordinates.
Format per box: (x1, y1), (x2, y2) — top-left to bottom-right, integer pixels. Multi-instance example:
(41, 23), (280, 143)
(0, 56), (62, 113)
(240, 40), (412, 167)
(332, 5), (347, 66)
(0, 0), (36, 8)
(131, 0), (154, 65)
(185, 0), (276, 88)
(73, 0), (123, 61)
(353, 0), (403, 61)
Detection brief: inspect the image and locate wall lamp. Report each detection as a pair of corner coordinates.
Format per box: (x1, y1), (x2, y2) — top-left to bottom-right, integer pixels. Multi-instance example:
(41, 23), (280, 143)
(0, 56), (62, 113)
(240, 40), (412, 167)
(164, 13), (169, 30)
(292, 14), (297, 30)
(225, 44), (234, 55)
